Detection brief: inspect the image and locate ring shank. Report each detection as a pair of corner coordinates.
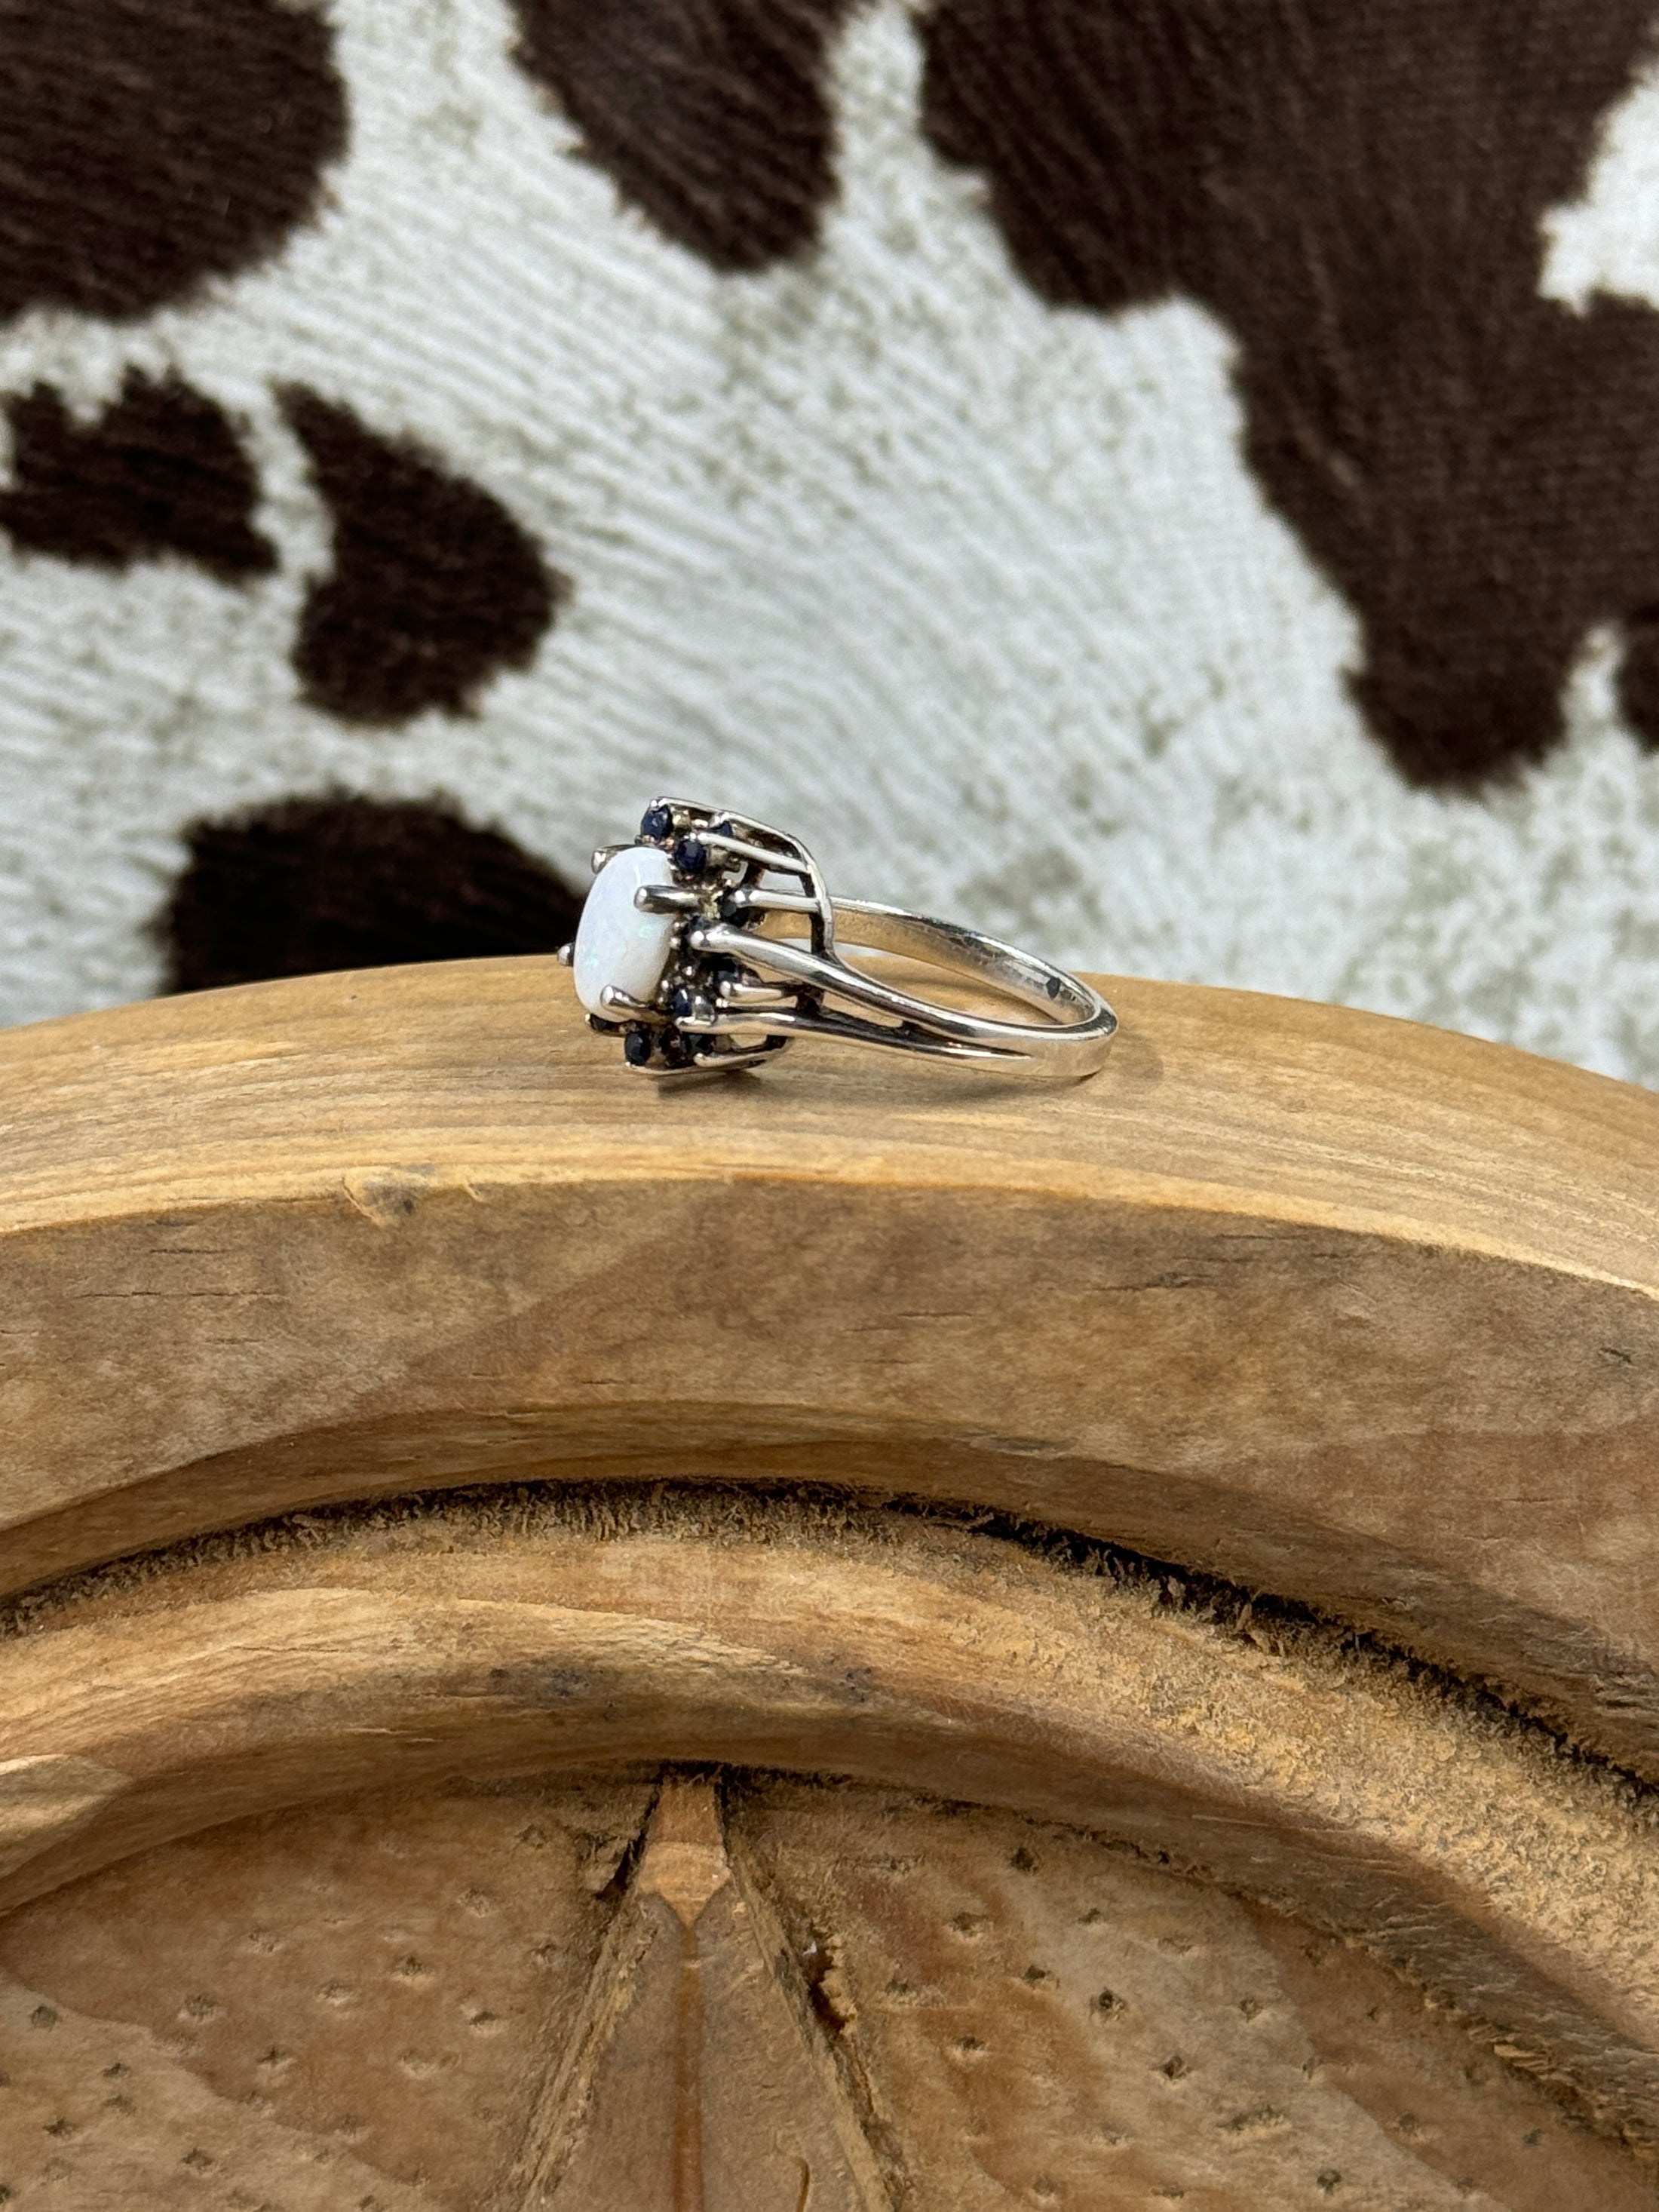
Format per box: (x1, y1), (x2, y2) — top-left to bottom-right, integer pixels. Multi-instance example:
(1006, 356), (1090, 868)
(740, 897), (1117, 1075)
(825, 899), (1100, 1021)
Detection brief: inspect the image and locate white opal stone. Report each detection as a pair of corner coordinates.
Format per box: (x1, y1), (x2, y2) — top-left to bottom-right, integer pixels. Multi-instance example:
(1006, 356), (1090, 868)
(574, 845), (679, 1017)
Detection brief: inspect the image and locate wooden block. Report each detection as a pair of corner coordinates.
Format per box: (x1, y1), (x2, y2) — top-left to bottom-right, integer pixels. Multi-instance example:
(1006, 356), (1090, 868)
(0, 956), (1654, 1772)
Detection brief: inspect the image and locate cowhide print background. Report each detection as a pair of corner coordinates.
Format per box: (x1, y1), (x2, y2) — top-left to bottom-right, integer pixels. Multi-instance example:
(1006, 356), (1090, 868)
(6, 0), (1659, 1077)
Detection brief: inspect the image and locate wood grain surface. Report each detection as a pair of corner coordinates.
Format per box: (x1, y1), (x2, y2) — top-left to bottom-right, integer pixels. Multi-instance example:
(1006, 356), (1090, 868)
(7, 1764), (1651, 2210)
(4, 1494), (1659, 2152)
(0, 955), (1656, 1775)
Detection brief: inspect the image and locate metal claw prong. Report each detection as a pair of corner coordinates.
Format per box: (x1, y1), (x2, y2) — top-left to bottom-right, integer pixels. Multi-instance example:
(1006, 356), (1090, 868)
(591, 843), (629, 875)
(557, 942), (575, 966)
(719, 885), (820, 916)
(718, 980), (794, 1010)
(634, 884), (701, 914)
(694, 1006), (791, 1039)
(600, 984), (656, 1016)
(718, 1036), (791, 1066)
(639, 1036), (790, 1078)
(698, 830), (812, 877)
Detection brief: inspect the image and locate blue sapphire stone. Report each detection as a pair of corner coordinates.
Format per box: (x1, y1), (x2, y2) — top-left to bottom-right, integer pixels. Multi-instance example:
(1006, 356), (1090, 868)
(667, 983), (695, 1020)
(673, 835), (708, 876)
(640, 803), (674, 842)
(623, 1026), (654, 1067)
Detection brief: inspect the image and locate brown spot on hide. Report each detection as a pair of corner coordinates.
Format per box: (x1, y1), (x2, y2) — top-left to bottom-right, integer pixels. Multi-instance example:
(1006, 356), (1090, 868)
(921, 0), (1659, 787)
(510, 0), (856, 270)
(157, 793), (582, 992)
(0, 373), (274, 581)
(0, 0), (345, 324)
(283, 390), (562, 726)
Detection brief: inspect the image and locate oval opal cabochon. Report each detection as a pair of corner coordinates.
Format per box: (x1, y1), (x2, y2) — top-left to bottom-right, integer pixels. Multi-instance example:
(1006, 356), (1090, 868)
(573, 845), (678, 1017)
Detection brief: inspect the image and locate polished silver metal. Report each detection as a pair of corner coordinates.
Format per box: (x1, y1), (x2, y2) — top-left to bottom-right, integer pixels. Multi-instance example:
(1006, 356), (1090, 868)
(564, 800), (1118, 1081)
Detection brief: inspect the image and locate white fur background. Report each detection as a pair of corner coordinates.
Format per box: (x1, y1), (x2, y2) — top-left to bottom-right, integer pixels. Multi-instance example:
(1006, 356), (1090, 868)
(2, 0), (1658, 1080)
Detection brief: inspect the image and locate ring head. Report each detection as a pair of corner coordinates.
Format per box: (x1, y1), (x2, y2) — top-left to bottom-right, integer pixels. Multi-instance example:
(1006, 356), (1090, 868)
(574, 800), (799, 1076)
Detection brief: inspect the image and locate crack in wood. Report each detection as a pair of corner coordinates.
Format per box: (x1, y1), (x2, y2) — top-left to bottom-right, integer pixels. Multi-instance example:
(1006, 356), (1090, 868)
(484, 1772), (895, 2211)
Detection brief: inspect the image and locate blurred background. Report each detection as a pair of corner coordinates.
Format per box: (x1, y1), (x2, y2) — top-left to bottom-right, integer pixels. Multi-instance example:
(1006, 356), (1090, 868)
(6, 0), (1659, 1080)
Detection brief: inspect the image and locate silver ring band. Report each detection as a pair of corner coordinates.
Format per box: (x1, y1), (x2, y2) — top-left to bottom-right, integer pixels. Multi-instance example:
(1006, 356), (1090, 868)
(560, 801), (1117, 1080)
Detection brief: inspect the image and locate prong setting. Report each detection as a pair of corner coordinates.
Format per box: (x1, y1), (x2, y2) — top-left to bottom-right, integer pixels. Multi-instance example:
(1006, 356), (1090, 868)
(569, 799), (830, 1073)
(599, 983), (658, 1017)
(634, 883), (701, 915)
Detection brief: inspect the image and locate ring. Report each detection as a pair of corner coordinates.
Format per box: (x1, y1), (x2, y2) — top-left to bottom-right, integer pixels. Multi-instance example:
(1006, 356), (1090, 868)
(559, 799), (1118, 1079)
